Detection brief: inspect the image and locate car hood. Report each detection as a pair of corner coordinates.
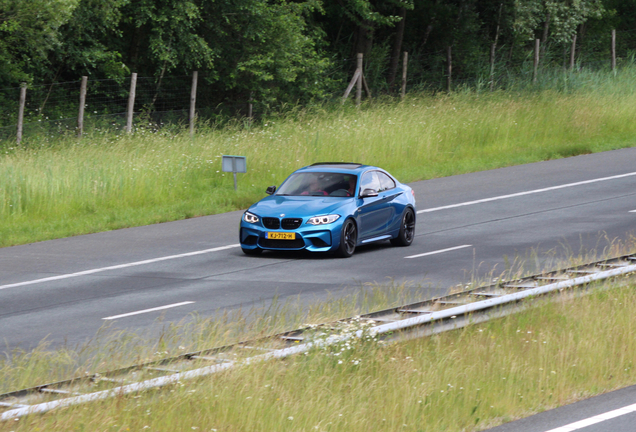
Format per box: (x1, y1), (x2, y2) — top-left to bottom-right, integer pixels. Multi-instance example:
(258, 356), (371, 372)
(249, 196), (352, 218)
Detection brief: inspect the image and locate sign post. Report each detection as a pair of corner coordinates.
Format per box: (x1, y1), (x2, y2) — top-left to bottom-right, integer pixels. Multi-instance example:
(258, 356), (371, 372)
(221, 155), (247, 191)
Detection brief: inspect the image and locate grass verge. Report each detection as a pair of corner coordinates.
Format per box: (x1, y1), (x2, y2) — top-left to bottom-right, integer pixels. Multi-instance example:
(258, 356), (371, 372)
(2, 275), (636, 431)
(1, 68), (636, 247)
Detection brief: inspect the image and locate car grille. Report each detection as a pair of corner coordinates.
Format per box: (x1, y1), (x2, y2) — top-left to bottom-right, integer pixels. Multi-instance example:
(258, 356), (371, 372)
(260, 238), (305, 249)
(262, 217), (280, 229)
(281, 218), (302, 230)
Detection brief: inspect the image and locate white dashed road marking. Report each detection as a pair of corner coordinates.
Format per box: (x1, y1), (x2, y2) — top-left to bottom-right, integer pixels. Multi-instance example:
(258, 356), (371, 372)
(0, 244), (241, 291)
(405, 245), (472, 259)
(417, 171), (636, 214)
(542, 402), (636, 432)
(102, 301), (195, 320)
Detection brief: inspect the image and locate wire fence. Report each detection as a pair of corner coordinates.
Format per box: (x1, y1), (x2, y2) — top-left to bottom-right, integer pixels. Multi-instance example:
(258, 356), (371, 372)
(1, 28), (634, 145)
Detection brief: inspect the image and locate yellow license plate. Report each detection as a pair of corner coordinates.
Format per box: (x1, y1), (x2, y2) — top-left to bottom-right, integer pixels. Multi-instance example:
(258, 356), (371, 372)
(267, 232), (296, 240)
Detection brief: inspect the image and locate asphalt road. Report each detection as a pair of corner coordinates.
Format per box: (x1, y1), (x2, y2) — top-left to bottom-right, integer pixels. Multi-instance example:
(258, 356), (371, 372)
(483, 384), (636, 432)
(1, 148), (635, 353)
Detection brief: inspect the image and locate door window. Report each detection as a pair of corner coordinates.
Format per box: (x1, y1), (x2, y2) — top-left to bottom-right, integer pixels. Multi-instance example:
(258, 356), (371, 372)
(377, 172), (396, 192)
(360, 171), (381, 193)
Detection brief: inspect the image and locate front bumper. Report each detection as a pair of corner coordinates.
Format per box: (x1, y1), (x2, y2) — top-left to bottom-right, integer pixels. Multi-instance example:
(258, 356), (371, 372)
(240, 223), (335, 252)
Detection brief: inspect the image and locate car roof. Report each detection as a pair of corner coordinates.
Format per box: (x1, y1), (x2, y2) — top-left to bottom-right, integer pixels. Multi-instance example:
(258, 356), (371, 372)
(296, 162), (372, 174)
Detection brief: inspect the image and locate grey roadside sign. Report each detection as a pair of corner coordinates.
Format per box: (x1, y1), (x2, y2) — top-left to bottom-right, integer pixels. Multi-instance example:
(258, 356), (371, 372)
(221, 155), (247, 191)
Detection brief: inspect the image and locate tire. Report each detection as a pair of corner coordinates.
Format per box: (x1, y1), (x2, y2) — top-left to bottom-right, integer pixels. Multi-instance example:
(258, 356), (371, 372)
(242, 247), (263, 256)
(390, 208), (415, 247)
(335, 219), (357, 258)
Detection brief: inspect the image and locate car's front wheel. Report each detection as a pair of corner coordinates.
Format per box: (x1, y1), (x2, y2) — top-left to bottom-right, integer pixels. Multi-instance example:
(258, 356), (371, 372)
(336, 219), (357, 258)
(391, 208), (415, 247)
(242, 247), (263, 256)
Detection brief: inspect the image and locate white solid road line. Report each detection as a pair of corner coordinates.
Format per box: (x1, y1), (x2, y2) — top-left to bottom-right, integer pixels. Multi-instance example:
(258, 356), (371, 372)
(543, 402), (636, 432)
(630, 210), (636, 213)
(102, 301), (195, 320)
(0, 244), (241, 291)
(417, 171), (636, 214)
(405, 245), (472, 259)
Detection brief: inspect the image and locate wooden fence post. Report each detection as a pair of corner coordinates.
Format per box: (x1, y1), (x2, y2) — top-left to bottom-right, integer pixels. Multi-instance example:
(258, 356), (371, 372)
(125, 72), (137, 134)
(342, 69), (362, 103)
(401, 51), (408, 99)
(569, 34), (577, 70)
(490, 2), (503, 91)
(446, 46), (452, 92)
(17, 83), (26, 146)
(247, 92), (253, 126)
(189, 71), (198, 137)
(341, 53), (363, 104)
(611, 29), (616, 72)
(361, 74), (372, 99)
(78, 76), (87, 138)
(533, 39), (540, 83)
(356, 53), (363, 106)
(490, 43), (497, 91)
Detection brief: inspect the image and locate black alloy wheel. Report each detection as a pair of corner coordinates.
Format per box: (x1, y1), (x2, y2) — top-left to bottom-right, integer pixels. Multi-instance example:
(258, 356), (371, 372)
(336, 219), (357, 258)
(390, 208), (415, 246)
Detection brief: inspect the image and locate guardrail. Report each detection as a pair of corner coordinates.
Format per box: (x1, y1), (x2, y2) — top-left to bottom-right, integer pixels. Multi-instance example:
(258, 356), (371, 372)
(2, 253), (635, 420)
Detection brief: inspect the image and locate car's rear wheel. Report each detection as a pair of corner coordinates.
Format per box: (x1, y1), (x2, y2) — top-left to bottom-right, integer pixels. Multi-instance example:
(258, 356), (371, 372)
(336, 219), (357, 258)
(391, 208), (415, 247)
(242, 247), (263, 256)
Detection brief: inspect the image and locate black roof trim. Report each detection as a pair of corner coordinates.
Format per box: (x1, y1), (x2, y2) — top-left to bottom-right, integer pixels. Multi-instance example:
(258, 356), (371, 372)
(310, 162), (362, 167)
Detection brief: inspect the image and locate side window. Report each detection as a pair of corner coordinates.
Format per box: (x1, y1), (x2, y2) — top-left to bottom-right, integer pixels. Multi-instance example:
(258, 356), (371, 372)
(377, 172), (396, 192)
(360, 171), (381, 193)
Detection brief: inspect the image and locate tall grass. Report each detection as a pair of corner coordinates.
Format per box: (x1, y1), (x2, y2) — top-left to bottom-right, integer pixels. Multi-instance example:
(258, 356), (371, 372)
(3, 277), (636, 432)
(1, 67), (636, 247)
(0, 281), (420, 394)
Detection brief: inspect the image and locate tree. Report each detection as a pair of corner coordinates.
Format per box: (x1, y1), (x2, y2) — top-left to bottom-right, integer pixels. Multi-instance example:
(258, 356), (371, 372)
(117, 0), (216, 77)
(0, 0), (78, 85)
(51, 0), (129, 81)
(197, 0), (333, 107)
(513, 0), (604, 46)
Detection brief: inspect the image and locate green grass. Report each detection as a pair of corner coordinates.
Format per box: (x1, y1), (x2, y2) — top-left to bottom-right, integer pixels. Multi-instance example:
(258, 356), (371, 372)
(2, 276), (636, 432)
(1, 67), (636, 247)
(0, 282), (421, 395)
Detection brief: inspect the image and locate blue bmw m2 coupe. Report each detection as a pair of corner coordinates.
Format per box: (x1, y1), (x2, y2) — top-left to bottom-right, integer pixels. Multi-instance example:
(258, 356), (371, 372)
(239, 163), (416, 257)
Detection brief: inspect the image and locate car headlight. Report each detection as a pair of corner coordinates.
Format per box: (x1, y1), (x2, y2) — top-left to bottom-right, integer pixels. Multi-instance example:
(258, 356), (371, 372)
(307, 214), (340, 225)
(243, 211), (260, 224)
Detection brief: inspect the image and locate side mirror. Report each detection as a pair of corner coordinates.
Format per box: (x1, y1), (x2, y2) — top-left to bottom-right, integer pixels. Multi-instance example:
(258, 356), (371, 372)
(360, 188), (378, 198)
(266, 185), (277, 195)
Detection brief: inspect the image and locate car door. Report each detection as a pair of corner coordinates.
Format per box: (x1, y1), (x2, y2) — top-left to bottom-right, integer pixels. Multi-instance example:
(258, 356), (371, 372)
(376, 171), (401, 232)
(356, 170), (393, 240)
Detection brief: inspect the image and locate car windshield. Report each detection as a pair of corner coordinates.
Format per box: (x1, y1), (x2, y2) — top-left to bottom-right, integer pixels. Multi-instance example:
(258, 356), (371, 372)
(276, 172), (358, 197)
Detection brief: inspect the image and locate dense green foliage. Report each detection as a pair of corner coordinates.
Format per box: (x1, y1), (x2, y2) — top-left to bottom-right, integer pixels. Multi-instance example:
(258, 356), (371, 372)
(2, 0), (636, 109)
